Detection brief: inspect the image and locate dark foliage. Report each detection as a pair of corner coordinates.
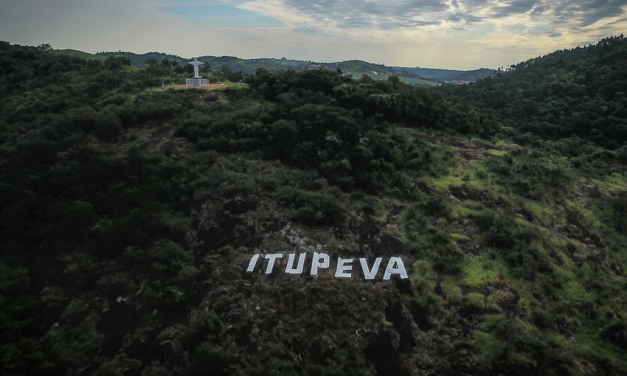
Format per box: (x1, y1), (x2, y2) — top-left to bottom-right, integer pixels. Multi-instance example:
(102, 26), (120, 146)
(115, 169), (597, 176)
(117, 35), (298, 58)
(441, 35), (627, 149)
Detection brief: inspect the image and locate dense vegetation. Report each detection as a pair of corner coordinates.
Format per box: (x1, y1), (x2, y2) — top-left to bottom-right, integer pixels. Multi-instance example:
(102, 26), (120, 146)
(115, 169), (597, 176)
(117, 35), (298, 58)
(440, 35), (627, 152)
(2, 40), (627, 376)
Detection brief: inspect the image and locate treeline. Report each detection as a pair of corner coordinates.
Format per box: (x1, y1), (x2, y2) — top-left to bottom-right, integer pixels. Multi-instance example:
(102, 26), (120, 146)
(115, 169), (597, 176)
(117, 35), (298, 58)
(440, 35), (627, 150)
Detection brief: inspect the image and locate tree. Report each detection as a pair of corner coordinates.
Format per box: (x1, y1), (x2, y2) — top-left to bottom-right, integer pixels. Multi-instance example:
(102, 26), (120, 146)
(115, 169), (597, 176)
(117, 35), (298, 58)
(387, 75), (400, 89)
(36, 43), (52, 52)
(104, 56), (131, 70)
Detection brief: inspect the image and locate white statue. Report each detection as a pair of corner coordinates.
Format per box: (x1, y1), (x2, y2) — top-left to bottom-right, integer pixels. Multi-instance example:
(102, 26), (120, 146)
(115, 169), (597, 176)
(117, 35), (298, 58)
(188, 59), (204, 78)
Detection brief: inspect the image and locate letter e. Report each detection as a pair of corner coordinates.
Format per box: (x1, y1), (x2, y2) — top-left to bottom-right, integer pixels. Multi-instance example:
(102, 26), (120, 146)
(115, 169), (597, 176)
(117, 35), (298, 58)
(335, 257), (353, 278)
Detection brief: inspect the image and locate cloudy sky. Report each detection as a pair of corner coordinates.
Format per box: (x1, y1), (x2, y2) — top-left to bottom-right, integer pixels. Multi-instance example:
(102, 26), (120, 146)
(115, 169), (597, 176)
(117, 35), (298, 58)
(1, 0), (626, 69)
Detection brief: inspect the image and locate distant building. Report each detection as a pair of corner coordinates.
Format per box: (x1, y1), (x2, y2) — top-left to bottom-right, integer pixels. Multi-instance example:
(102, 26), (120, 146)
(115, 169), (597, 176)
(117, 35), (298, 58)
(307, 63), (321, 69)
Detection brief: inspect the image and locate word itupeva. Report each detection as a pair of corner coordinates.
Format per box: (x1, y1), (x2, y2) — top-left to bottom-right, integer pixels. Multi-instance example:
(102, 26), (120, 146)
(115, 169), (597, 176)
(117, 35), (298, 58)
(246, 252), (408, 280)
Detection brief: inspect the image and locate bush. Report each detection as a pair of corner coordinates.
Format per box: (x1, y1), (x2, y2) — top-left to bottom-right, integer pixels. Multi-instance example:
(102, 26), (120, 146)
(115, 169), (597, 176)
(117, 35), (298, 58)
(484, 149), (574, 199)
(278, 187), (348, 225)
(401, 204), (464, 274)
(473, 211), (548, 280)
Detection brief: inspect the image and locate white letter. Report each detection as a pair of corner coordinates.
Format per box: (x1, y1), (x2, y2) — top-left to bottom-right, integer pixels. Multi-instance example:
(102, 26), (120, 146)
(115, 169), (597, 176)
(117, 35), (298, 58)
(335, 257), (353, 278)
(264, 254), (283, 274)
(383, 257), (408, 280)
(311, 252), (329, 275)
(285, 253), (306, 274)
(360, 257), (382, 280)
(246, 254), (260, 272)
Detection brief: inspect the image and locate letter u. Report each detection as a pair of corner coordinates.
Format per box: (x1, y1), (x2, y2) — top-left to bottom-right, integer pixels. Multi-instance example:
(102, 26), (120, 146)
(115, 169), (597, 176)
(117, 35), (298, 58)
(285, 253), (306, 274)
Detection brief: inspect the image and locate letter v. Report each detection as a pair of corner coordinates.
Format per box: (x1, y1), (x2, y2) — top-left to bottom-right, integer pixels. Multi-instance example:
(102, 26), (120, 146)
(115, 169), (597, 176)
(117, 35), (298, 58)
(359, 257), (382, 280)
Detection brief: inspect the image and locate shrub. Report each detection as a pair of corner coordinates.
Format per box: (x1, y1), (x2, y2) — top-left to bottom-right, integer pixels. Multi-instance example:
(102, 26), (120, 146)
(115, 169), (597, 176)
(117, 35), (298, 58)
(278, 187), (348, 225)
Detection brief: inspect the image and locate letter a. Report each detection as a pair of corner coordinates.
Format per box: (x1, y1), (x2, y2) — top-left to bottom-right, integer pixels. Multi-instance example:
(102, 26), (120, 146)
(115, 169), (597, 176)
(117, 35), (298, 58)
(285, 253), (306, 274)
(359, 257), (382, 280)
(383, 257), (408, 280)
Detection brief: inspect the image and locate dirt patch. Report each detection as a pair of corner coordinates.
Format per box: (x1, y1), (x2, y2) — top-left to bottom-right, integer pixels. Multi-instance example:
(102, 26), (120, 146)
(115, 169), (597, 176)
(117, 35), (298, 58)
(564, 210), (604, 248)
(165, 83), (240, 91)
(402, 129), (509, 163)
(449, 184), (486, 201)
(358, 221), (412, 257)
(385, 301), (417, 352)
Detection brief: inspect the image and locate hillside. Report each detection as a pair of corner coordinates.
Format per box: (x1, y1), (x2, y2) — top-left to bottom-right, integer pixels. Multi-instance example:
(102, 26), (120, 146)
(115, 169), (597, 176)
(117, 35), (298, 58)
(2, 41), (627, 376)
(440, 35), (627, 151)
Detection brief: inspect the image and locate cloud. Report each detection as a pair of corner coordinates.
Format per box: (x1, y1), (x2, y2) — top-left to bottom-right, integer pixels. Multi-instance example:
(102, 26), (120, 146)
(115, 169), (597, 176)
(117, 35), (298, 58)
(531, 5), (545, 15)
(491, 0), (538, 18)
(577, 0), (627, 26)
(275, 0), (450, 29)
(159, 3), (283, 27)
(292, 26), (324, 34)
(448, 11), (483, 23)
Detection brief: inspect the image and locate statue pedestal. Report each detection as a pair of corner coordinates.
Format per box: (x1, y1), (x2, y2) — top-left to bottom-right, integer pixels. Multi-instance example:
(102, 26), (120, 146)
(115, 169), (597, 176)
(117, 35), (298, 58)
(186, 78), (209, 87)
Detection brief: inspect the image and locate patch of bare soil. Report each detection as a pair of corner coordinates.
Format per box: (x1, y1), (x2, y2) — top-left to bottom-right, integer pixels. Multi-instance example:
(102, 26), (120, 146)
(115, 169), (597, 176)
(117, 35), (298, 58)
(400, 129), (511, 165)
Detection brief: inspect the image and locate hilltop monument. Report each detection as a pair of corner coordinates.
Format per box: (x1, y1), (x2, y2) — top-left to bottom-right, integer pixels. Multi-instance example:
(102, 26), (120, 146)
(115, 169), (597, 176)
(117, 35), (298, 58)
(186, 59), (209, 87)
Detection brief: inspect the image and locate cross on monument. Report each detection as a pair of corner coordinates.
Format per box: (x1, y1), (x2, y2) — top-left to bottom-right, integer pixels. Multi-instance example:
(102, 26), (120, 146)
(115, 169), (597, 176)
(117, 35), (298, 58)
(189, 59), (204, 78)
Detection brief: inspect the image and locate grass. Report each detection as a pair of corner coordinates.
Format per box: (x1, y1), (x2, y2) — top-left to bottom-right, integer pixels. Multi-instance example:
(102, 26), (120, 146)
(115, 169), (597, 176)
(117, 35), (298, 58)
(146, 81), (249, 92)
(488, 149), (508, 156)
(360, 72), (440, 86)
(463, 256), (500, 288)
(216, 82), (249, 90)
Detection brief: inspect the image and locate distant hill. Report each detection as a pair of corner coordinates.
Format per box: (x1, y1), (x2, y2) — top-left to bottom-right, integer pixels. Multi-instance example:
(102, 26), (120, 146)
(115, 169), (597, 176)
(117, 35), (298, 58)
(97, 51), (462, 86)
(49, 49), (106, 61)
(97, 51), (309, 73)
(393, 66), (496, 81)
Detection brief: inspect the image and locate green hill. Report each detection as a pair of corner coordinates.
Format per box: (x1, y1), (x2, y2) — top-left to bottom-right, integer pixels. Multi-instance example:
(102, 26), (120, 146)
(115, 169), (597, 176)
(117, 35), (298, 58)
(441, 35), (627, 150)
(1, 41), (627, 376)
(49, 48), (106, 61)
(394, 66), (496, 81)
